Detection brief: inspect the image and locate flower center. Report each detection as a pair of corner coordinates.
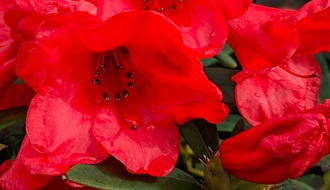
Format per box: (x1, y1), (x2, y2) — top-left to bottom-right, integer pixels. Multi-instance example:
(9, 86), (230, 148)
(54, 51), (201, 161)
(143, 0), (183, 12)
(92, 47), (138, 130)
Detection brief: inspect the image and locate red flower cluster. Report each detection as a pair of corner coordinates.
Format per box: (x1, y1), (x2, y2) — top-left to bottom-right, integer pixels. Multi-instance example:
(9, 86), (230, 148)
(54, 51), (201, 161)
(219, 0), (330, 183)
(0, 0), (329, 188)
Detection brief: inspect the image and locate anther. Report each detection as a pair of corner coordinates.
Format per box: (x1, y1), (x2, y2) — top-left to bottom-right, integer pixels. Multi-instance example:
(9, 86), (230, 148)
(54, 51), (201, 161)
(144, 6), (149, 10)
(116, 64), (122, 69)
(127, 82), (134, 88)
(95, 70), (100, 76)
(101, 64), (106, 70)
(127, 72), (133, 79)
(104, 92), (110, 101)
(123, 89), (129, 98)
(143, 0), (148, 2)
(159, 7), (164, 11)
(93, 78), (100, 86)
(116, 93), (121, 101)
(172, 5), (176, 10)
(132, 125), (138, 130)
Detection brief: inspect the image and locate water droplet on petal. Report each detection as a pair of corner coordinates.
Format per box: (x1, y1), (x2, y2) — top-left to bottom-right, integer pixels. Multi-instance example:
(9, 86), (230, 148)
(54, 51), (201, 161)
(254, 92), (260, 97)
(146, 125), (157, 132)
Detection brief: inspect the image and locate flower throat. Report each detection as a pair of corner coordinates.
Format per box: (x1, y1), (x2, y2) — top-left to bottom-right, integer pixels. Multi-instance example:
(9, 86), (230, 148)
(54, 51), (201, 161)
(92, 47), (138, 130)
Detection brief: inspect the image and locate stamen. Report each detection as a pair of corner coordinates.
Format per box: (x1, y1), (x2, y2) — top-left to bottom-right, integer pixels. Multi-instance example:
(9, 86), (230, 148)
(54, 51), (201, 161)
(127, 82), (134, 88)
(116, 93), (121, 101)
(123, 89), (129, 98)
(132, 125), (138, 130)
(104, 92), (110, 101)
(93, 78), (100, 86)
(127, 72), (133, 79)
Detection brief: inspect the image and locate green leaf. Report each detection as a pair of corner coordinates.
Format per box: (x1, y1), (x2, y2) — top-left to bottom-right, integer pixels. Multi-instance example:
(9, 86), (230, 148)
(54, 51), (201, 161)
(201, 57), (218, 67)
(0, 106), (28, 131)
(193, 119), (219, 152)
(316, 155), (330, 172)
(221, 43), (233, 55)
(66, 157), (201, 190)
(274, 179), (314, 190)
(204, 68), (239, 107)
(217, 114), (242, 133)
(230, 118), (247, 137)
(315, 53), (330, 102)
(179, 121), (211, 161)
(13, 78), (24, 84)
(214, 52), (238, 69)
(297, 174), (323, 189)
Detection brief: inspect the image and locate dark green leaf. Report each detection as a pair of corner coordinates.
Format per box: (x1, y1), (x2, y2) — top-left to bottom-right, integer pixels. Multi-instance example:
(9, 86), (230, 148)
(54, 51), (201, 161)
(274, 179), (314, 190)
(201, 57), (218, 67)
(315, 53), (330, 102)
(13, 78), (24, 84)
(193, 120), (219, 152)
(204, 68), (239, 107)
(221, 43), (233, 55)
(298, 174), (323, 189)
(66, 157), (201, 190)
(179, 121), (211, 161)
(214, 52), (238, 69)
(230, 118), (247, 137)
(316, 155), (330, 172)
(217, 114), (242, 132)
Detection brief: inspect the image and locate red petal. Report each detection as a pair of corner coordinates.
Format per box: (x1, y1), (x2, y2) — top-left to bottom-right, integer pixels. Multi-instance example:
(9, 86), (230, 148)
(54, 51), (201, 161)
(98, 0), (227, 57)
(219, 112), (329, 183)
(16, 12), (101, 91)
(215, 0), (252, 20)
(15, 0), (97, 15)
(0, 137), (62, 189)
(227, 4), (299, 72)
(0, 4), (17, 95)
(293, 8), (330, 54)
(0, 84), (35, 110)
(234, 65), (320, 126)
(26, 78), (109, 167)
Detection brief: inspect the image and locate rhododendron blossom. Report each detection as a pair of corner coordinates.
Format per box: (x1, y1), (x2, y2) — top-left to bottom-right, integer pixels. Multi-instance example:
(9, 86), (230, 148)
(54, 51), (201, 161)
(228, 0), (329, 125)
(12, 9), (229, 181)
(219, 100), (330, 183)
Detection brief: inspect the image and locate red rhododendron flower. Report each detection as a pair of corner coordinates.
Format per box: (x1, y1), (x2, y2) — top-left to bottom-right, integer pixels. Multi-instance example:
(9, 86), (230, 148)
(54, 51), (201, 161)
(219, 100), (330, 184)
(97, 0), (232, 57)
(228, 0), (329, 125)
(16, 10), (228, 178)
(0, 0), (98, 92)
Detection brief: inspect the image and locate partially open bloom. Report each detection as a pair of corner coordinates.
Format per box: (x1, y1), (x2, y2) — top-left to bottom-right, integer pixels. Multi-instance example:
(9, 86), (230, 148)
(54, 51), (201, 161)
(228, 0), (329, 125)
(12, 10), (228, 183)
(219, 100), (330, 184)
(97, 0), (249, 57)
